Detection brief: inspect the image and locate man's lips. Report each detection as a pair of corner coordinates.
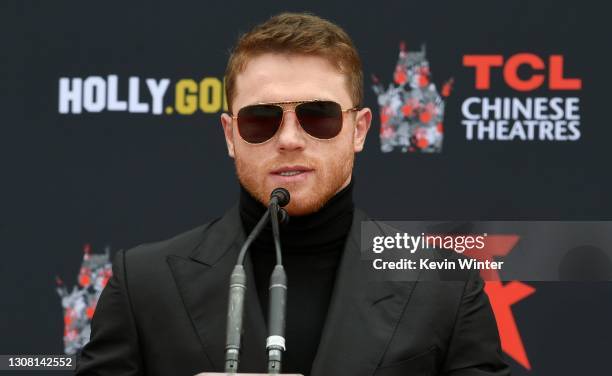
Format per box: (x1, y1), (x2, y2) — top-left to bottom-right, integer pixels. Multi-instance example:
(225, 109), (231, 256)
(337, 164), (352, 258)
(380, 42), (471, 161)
(269, 166), (314, 181)
(270, 165), (314, 176)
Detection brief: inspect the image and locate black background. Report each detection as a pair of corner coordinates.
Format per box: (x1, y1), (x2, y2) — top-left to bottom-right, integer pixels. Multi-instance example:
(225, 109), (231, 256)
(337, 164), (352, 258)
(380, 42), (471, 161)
(1, 1), (611, 375)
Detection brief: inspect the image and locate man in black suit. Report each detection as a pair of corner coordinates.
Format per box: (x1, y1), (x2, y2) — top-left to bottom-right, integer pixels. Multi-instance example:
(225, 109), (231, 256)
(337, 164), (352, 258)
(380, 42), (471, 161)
(76, 12), (510, 376)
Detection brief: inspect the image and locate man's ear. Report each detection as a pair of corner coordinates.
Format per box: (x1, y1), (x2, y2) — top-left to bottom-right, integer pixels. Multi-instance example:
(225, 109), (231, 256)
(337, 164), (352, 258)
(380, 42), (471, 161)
(220, 113), (236, 158)
(353, 107), (372, 153)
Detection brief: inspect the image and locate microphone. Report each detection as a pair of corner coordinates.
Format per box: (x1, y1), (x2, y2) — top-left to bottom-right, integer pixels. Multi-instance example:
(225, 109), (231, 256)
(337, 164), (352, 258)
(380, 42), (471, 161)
(224, 209), (270, 373)
(224, 187), (290, 373)
(270, 187), (290, 207)
(266, 188), (290, 374)
(278, 207), (290, 226)
(266, 265), (287, 374)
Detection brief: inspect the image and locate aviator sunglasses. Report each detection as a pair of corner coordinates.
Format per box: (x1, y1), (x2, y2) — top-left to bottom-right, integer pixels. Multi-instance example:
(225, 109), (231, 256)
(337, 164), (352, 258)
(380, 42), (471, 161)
(231, 100), (360, 144)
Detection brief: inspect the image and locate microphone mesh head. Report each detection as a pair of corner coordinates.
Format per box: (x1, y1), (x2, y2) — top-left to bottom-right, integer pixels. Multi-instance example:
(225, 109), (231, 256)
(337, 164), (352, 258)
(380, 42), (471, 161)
(271, 188), (290, 207)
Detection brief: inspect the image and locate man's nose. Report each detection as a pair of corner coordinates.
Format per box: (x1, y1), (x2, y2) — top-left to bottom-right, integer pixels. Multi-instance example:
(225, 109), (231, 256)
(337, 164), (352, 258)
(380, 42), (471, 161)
(275, 111), (306, 151)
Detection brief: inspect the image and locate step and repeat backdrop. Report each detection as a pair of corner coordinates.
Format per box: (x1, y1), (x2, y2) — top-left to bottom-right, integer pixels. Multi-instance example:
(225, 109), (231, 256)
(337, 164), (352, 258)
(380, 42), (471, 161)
(2, 1), (610, 375)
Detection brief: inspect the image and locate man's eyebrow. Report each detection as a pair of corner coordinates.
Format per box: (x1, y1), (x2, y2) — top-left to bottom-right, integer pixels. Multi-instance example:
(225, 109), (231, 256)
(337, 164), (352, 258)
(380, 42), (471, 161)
(248, 97), (334, 105)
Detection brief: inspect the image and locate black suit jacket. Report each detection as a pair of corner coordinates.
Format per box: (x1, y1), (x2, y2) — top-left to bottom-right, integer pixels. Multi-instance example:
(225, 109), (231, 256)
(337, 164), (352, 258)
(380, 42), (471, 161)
(76, 206), (510, 376)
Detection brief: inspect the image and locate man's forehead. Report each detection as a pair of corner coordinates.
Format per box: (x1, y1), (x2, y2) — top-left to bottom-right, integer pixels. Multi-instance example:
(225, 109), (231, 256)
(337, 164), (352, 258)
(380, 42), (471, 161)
(233, 53), (351, 107)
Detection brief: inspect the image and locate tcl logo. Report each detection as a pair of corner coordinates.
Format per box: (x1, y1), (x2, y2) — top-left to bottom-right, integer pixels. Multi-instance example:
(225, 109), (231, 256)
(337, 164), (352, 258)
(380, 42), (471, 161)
(463, 54), (582, 91)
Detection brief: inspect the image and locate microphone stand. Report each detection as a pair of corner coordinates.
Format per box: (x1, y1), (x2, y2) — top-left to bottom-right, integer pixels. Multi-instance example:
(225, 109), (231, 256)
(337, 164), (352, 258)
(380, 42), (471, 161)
(224, 209), (270, 373)
(224, 188), (290, 374)
(266, 190), (289, 374)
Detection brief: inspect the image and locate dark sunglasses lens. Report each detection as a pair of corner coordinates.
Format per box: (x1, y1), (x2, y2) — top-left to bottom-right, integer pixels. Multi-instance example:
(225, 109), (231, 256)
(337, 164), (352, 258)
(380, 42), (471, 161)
(295, 101), (343, 139)
(237, 105), (283, 143)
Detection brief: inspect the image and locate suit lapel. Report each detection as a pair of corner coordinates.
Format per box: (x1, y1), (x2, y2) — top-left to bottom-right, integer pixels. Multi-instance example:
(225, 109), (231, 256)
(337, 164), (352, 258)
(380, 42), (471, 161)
(167, 205), (268, 372)
(310, 209), (420, 376)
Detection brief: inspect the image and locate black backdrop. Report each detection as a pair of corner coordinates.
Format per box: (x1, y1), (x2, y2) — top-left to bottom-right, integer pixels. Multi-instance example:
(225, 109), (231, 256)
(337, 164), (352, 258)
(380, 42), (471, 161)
(2, 1), (611, 375)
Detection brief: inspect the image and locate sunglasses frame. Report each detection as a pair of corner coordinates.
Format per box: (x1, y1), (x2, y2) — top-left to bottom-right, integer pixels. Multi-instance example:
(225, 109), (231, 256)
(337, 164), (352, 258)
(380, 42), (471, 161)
(230, 99), (360, 145)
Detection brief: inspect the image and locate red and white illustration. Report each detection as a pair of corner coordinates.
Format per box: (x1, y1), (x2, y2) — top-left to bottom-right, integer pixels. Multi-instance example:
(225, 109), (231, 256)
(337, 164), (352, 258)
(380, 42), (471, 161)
(372, 42), (453, 153)
(56, 244), (112, 354)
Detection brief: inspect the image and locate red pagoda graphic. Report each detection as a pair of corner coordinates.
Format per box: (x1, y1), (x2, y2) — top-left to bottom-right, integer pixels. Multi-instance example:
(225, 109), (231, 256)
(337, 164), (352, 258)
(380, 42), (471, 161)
(372, 42), (453, 153)
(56, 244), (112, 354)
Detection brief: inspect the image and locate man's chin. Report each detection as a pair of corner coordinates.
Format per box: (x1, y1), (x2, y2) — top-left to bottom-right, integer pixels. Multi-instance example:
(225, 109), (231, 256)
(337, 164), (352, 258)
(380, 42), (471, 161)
(284, 202), (320, 216)
(282, 191), (328, 216)
(238, 172), (343, 216)
(240, 181), (323, 215)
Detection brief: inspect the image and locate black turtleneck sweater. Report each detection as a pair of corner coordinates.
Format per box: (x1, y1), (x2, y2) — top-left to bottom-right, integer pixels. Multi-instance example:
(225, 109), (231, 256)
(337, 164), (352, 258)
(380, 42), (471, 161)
(239, 181), (354, 375)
